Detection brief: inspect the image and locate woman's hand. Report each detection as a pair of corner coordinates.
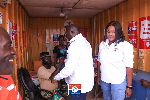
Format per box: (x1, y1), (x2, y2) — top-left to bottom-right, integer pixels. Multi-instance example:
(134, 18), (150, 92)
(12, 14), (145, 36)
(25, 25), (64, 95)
(126, 88), (132, 98)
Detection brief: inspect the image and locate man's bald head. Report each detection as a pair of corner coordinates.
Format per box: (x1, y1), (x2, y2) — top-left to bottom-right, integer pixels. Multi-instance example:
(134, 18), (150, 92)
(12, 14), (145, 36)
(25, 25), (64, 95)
(66, 24), (80, 41)
(67, 24), (80, 34)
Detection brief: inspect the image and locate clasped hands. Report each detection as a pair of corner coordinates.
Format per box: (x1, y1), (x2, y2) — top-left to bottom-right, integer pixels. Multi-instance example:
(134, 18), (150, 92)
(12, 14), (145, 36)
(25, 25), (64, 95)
(49, 58), (64, 84)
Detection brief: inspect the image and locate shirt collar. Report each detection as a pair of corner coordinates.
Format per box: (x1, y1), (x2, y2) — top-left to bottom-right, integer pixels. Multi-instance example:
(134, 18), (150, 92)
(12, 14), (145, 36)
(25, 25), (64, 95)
(104, 39), (116, 47)
(69, 33), (82, 44)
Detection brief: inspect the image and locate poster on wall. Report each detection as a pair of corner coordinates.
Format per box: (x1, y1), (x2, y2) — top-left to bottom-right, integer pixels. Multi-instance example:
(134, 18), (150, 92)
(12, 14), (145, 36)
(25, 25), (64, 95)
(139, 16), (150, 49)
(46, 29), (51, 44)
(79, 27), (88, 40)
(128, 21), (137, 48)
(0, 12), (2, 25)
(45, 29), (51, 55)
(7, 19), (13, 47)
(12, 23), (17, 48)
(53, 34), (58, 42)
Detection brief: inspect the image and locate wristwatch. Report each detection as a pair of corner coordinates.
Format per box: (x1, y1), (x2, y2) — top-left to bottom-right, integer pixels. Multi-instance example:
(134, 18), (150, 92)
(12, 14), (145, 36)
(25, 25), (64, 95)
(126, 86), (132, 89)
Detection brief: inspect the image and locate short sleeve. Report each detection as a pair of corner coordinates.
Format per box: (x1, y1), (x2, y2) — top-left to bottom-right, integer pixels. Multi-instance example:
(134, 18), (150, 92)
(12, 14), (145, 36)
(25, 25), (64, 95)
(53, 46), (58, 53)
(123, 42), (134, 68)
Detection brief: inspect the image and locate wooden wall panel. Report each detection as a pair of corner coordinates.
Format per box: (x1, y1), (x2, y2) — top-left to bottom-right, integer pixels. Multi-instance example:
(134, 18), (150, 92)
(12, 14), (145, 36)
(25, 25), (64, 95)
(91, 17), (95, 55)
(139, 0), (146, 71)
(84, 18), (91, 46)
(99, 13), (105, 43)
(37, 18), (43, 57)
(133, 0), (140, 70)
(91, 0), (150, 72)
(95, 15), (100, 45)
(52, 18), (57, 29)
(94, 16), (97, 49)
(104, 10), (109, 29)
(118, 4), (123, 26)
(116, 5), (119, 22)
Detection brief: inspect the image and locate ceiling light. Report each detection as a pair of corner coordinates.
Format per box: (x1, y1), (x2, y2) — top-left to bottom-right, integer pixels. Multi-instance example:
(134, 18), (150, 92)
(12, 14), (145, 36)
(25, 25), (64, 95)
(60, 7), (65, 17)
(60, 12), (65, 17)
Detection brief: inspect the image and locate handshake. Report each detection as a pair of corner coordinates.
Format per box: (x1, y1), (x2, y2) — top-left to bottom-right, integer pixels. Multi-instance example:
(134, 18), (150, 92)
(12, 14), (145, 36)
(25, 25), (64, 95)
(49, 58), (65, 84)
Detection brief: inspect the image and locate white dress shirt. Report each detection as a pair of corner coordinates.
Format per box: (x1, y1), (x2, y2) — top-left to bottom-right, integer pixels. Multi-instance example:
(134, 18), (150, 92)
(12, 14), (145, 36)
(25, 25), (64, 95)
(54, 33), (94, 93)
(98, 39), (134, 84)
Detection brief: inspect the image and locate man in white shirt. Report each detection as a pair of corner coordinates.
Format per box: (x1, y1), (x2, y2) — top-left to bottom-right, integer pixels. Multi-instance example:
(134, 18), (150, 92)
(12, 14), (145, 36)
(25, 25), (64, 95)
(50, 24), (94, 100)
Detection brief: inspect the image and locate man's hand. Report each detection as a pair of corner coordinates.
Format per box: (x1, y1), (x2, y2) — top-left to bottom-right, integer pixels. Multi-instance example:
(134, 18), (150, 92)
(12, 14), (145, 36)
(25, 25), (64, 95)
(49, 73), (55, 83)
(52, 79), (57, 84)
(139, 79), (150, 88)
(126, 88), (132, 98)
(49, 58), (64, 83)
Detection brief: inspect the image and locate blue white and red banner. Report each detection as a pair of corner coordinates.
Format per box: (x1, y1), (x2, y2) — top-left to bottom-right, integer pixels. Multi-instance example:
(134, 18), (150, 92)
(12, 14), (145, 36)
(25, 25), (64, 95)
(139, 16), (150, 49)
(128, 21), (137, 48)
(68, 84), (81, 95)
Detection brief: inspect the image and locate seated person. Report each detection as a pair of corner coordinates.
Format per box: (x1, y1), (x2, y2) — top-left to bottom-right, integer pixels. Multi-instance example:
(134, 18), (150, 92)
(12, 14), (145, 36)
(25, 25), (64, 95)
(37, 52), (68, 100)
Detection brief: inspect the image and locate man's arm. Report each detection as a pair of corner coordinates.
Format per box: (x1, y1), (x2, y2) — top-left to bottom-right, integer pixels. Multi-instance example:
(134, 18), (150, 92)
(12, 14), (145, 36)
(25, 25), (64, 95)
(53, 42), (81, 81)
(54, 53), (57, 68)
(49, 58), (64, 82)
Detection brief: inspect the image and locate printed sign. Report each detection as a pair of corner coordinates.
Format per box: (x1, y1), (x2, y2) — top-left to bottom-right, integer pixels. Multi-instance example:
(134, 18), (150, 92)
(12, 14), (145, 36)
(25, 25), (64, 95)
(68, 84), (81, 95)
(128, 21), (137, 48)
(12, 23), (17, 48)
(53, 34), (58, 42)
(7, 19), (13, 47)
(139, 16), (150, 49)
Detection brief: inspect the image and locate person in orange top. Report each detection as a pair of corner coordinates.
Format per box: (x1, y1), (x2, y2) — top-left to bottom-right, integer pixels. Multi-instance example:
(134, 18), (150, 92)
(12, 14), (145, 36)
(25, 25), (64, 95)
(0, 26), (22, 100)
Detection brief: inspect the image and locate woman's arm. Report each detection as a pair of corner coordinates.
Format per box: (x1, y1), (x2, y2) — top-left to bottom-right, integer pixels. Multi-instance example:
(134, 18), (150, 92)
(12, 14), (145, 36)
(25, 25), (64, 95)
(54, 53), (57, 68)
(126, 67), (133, 87)
(126, 67), (133, 98)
